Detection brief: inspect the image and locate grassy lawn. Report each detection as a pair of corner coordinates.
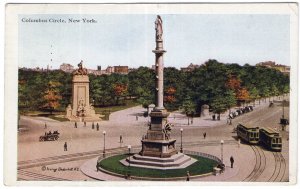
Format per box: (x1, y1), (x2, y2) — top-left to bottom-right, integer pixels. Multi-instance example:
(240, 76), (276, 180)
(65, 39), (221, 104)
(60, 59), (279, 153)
(100, 154), (218, 178)
(19, 100), (142, 121)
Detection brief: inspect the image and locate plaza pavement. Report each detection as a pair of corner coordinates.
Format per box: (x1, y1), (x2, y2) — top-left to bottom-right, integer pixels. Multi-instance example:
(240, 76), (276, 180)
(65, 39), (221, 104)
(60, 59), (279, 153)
(18, 96), (289, 181)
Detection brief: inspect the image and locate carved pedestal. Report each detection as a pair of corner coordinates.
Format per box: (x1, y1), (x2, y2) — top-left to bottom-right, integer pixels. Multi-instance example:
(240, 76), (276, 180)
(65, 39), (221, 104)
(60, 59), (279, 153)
(140, 109), (177, 158)
(65, 74), (101, 121)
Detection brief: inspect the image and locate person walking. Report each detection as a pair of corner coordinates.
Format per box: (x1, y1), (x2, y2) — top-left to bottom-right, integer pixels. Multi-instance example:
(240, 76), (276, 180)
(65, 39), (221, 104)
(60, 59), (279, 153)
(96, 157), (101, 172)
(74, 122), (77, 128)
(84, 121), (86, 127)
(92, 122), (95, 129)
(203, 132), (206, 139)
(186, 171), (190, 181)
(96, 123), (99, 131)
(44, 122), (47, 129)
(230, 156), (234, 168)
(136, 115), (138, 121)
(64, 142), (68, 151)
(120, 135), (123, 144)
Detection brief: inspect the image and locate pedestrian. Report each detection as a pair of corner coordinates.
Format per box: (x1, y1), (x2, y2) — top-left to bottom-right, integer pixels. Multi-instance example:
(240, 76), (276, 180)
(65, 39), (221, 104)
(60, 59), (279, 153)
(212, 114), (216, 121)
(203, 132), (206, 139)
(44, 122), (47, 129)
(230, 156), (234, 168)
(191, 118), (193, 124)
(120, 135), (123, 144)
(96, 157), (101, 172)
(136, 115), (138, 121)
(74, 122), (77, 128)
(186, 171), (190, 181)
(92, 122), (94, 129)
(64, 142), (68, 151)
(96, 123), (99, 130)
(84, 121), (86, 127)
(96, 123), (99, 131)
(217, 114), (220, 120)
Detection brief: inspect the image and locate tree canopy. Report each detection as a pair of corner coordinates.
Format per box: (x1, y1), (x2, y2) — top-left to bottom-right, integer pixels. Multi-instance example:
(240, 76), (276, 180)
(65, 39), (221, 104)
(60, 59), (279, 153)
(18, 60), (289, 115)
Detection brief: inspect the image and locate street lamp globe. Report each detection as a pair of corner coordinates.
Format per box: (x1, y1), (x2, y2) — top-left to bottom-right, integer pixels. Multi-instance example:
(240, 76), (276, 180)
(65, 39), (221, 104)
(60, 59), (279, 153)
(103, 131), (106, 135)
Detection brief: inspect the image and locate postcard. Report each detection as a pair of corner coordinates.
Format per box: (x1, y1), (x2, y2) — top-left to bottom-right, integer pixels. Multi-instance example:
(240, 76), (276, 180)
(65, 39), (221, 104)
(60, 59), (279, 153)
(4, 3), (298, 186)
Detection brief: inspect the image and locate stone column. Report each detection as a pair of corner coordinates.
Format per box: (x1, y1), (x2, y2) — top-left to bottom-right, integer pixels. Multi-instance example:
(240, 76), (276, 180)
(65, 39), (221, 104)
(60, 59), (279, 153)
(153, 39), (166, 109)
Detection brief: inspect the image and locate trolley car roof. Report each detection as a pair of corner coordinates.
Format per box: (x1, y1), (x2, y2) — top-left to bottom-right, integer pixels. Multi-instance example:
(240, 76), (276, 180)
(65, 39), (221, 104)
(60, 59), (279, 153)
(260, 127), (281, 136)
(237, 123), (259, 129)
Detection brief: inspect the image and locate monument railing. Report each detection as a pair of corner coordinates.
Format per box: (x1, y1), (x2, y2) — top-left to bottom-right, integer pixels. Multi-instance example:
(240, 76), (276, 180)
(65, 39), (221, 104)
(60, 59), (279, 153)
(183, 150), (222, 164)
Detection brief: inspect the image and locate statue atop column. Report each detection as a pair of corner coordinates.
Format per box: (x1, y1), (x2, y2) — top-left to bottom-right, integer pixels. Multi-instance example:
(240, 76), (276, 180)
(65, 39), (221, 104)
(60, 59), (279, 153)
(155, 15), (163, 41)
(73, 60), (88, 75)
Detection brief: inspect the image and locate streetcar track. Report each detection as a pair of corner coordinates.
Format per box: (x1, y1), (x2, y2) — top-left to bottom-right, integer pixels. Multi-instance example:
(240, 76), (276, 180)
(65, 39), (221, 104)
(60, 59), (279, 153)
(243, 146), (267, 181)
(18, 139), (237, 170)
(18, 169), (71, 181)
(17, 147), (137, 170)
(268, 152), (286, 182)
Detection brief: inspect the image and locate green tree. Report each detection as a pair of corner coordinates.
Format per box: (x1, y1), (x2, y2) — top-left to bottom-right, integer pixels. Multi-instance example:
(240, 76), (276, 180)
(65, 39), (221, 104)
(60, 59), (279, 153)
(210, 95), (230, 119)
(249, 86), (260, 106)
(180, 97), (196, 116)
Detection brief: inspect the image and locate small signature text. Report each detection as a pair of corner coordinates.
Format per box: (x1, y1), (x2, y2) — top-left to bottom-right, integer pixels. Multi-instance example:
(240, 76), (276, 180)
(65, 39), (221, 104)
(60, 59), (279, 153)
(41, 166), (80, 172)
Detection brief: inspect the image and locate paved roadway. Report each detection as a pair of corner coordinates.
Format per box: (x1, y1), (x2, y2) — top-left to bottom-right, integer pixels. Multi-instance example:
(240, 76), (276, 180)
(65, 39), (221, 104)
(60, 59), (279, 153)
(17, 96), (289, 182)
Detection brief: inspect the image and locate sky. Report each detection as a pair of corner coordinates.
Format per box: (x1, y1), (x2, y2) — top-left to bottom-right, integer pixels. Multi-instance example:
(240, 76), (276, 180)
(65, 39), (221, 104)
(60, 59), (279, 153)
(18, 14), (290, 69)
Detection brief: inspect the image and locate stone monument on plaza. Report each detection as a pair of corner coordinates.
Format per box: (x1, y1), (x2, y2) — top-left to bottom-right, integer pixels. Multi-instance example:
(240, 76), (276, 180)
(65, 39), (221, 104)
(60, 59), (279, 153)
(65, 61), (101, 121)
(139, 15), (176, 158)
(201, 104), (210, 117)
(120, 15), (196, 169)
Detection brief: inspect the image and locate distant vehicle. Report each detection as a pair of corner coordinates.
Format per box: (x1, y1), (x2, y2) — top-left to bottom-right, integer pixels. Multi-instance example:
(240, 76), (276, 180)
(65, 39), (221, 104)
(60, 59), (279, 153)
(280, 118), (289, 125)
(39, 130), (60, 141)
(236, 123), (259, 144)
(229, 106), (254, 119)
(259, 128), (282, 152)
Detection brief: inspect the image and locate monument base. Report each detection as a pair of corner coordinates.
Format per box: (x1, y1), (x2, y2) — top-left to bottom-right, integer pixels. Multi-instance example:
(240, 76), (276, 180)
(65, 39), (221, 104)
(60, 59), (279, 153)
(120, 153), (197, 170)
(140, 139), (177, 158)
(65, 115), (102, 122)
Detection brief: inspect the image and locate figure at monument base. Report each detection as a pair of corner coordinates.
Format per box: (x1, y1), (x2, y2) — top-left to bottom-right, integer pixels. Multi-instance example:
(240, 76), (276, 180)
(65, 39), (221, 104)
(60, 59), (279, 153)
(65, 61), (102, 122)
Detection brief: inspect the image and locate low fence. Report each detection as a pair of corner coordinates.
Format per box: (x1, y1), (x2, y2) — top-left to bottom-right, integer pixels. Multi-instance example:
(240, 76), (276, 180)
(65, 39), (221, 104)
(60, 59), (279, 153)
(183, 150), (222, 164)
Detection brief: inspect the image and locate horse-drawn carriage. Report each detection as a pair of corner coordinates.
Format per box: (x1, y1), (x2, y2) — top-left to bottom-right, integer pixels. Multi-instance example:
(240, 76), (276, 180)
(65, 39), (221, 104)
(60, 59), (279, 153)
(39, 131), (60, 141)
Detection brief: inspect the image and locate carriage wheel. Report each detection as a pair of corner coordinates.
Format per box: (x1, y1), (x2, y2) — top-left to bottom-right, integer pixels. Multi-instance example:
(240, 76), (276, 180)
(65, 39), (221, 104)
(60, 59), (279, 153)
(39, 137), (43, 142)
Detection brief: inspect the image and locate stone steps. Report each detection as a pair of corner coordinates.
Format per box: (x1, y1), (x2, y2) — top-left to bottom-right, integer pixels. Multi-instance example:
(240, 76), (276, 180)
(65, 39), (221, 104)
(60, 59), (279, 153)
(120, 153), (197, 170)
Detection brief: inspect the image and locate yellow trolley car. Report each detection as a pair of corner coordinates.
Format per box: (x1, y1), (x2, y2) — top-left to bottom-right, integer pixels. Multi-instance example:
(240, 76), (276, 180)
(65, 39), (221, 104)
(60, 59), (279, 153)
(236, 123), (259, 144)
(259, 128), (282, 152)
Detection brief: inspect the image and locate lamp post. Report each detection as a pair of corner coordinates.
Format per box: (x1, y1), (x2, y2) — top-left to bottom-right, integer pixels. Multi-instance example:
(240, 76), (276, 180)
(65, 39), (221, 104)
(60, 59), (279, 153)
(220, 140), (224, 163)
(127, 145), (131, 179)
(103, 131), (106, 158)
(180, 128), (183, 153)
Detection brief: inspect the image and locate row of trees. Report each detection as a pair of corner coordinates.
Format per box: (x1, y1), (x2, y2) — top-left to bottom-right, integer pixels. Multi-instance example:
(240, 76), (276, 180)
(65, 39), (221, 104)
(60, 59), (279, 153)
(18, 59), (289, 115)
